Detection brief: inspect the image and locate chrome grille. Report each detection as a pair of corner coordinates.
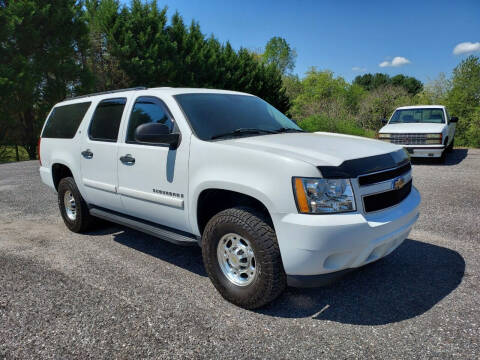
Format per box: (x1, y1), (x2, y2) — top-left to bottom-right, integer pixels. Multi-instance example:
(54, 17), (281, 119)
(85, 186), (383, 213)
(389, 133), (426, 145)
(357, 162), (413, 212)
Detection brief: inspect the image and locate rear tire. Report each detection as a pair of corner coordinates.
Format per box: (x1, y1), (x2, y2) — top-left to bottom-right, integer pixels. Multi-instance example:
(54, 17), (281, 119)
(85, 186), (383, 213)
(202, 207), (286, 309)
(57, 177), (94, 233)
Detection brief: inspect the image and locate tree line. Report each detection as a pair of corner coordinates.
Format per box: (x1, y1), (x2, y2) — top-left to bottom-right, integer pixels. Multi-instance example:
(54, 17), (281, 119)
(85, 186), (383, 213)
(282, 57), (480, 147)
(0, 0), (288, 160)
(1, 0), (479, 163)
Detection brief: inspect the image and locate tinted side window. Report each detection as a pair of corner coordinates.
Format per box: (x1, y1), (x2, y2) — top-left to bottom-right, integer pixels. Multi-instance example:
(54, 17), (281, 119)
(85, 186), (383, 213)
(126, 97), (174, 143)
(89, 98), (126, 142)
(42, 102), (91, 138)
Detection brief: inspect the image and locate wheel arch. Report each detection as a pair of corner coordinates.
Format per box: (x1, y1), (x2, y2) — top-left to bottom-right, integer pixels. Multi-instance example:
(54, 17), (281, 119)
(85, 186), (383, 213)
(194, 186), (275, 236)
(51, 162), (74, 191)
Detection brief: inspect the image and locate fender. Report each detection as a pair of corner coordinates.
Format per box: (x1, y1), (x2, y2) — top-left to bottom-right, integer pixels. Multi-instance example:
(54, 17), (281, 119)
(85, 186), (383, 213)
(189, 180), (276, 235)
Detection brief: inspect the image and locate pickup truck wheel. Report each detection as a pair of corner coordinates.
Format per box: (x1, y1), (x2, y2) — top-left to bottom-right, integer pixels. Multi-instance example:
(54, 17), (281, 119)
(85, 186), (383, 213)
(447, 138), (454, 152)
(57, 177), (94, 233)
(202, 207), (286, 309)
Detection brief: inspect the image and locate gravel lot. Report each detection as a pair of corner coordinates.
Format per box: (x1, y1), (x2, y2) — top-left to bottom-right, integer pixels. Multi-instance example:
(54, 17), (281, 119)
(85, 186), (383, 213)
(1, 149), (479, 359)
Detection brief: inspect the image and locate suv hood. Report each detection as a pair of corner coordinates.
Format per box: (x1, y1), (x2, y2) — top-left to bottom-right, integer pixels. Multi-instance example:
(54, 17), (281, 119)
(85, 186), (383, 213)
(379, 122), (446, 134)
(222, 132), (403, 167)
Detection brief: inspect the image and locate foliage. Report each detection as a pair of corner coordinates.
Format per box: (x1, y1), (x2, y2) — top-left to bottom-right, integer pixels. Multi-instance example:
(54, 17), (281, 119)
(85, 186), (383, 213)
(0, 145), (29, 163)
(0, 0), (290, 162)
(298, 115), (375, 138)
(282, 74), (303, 109)
(446, 56), (480, 146)
(414, 73), (451, 105)
(357, 85), (411, 131)
(84, 0), (130, 91)
(1, 1), (480, 163)
(98, 0), (289, 112)
(353, 73), (423, 95)
(0, 0), (91, 159)
(290, 68), (350, 120)
(262, 36), (297, 75)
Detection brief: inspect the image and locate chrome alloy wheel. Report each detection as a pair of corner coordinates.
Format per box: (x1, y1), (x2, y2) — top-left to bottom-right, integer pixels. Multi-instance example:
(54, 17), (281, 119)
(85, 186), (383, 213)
(63, 190), (77, 221)
(217, 233), (257, 286)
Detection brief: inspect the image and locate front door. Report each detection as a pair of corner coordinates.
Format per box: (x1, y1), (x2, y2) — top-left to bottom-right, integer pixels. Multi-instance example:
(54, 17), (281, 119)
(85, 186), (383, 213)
(117, 96), (190, 232)
(80, 97), (127, 212)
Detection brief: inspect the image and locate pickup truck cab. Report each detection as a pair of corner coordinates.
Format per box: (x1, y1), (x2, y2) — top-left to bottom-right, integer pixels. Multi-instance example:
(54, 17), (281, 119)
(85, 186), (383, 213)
(378, 105), (458, 161)
(39, 87), (420, 309)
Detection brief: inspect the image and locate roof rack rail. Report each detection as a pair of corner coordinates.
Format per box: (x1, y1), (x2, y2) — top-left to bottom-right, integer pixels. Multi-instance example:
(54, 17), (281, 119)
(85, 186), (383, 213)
(65, 87), (147, 100)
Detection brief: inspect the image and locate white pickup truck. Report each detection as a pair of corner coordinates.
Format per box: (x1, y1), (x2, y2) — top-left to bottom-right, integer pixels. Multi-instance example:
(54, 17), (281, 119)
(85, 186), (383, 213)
(378, 105), (458, 161)
(39, 87), (420, 308)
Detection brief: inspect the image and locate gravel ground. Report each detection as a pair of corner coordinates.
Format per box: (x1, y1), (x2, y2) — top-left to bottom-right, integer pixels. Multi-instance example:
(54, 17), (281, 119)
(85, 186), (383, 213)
(0, 149), (479, 359)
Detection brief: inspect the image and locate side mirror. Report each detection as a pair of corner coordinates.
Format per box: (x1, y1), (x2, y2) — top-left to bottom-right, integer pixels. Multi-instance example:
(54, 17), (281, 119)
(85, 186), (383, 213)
(450, 116), (459, 123)
(134, 123), (180, 148)
(381, 118), (388, 125)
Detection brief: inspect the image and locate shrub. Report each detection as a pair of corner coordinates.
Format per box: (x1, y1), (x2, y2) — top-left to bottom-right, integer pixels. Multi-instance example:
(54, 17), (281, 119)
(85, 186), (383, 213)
(298, 114), (375, 138)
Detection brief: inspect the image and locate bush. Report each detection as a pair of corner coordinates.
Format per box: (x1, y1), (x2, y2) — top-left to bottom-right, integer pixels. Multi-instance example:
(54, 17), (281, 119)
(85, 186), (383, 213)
(298, 114), (375, 138)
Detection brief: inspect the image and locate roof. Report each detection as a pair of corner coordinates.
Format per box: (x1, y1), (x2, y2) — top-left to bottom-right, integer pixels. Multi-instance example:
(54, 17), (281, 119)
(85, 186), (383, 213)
(395, 105), (446, 110)
(59, 87), (252, 106)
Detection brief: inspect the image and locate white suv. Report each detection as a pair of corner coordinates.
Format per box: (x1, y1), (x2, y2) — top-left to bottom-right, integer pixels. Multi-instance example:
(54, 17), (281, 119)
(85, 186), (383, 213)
(39, 87), (420, 308)
(378, 105), (458, 161)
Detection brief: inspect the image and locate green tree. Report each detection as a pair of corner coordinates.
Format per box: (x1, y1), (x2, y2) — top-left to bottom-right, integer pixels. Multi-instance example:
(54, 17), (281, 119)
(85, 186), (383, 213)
(282, 74), (303, 104)
(415, 72), (451, 105)
(262, 36), (297, 75)
(446, 56), (480, 146)
(0, 0), (91, 159)
(354, 73), (422, 95)
(357, 85), (411, 130)
(391, 74), (423, 95)
(100, 1), (289, 112)
(84, 0), (130, 91)
(290, 68), (349, 120)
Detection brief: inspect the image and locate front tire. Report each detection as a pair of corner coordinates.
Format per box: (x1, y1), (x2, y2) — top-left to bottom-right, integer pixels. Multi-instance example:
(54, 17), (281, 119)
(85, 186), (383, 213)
(446, 138), (454, 152)
(202, 207), (286, 309)
(57, 177), (94, 233)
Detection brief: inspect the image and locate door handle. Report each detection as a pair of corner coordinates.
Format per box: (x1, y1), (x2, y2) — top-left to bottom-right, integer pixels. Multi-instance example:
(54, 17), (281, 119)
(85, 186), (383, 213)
(120, 154), (135, 165)
(81, 149), (93, 159)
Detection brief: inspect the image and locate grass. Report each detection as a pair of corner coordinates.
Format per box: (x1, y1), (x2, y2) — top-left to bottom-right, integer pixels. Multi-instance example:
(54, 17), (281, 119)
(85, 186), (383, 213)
(0, 145), (30, 163)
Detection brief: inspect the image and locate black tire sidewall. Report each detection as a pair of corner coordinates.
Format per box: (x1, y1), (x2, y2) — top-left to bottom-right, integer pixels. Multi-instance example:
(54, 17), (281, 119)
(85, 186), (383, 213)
(202, 207), (286, 308)
(205, 221), (267, 301)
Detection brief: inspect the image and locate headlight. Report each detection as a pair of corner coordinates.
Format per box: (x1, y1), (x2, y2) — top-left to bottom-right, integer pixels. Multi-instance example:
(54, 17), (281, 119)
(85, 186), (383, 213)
(378, 133), (391, 142)
(293, 177), (356, 214)
(425, 133), (442, 144)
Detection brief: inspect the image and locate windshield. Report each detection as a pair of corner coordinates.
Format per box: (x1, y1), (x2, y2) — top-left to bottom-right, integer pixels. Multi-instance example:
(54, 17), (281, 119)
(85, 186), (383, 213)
(174, 93), (302, 140)
(389, 108), (445, 124)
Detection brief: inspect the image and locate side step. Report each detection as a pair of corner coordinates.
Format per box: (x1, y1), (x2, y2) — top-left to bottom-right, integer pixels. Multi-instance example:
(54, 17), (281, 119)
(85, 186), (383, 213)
(90, 207), (199, 246)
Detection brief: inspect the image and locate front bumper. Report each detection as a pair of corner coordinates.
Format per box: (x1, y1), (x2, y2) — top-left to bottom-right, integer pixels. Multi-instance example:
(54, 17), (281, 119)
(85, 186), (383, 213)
(273, 186), (420, 286)
(404, 145), (444, 158)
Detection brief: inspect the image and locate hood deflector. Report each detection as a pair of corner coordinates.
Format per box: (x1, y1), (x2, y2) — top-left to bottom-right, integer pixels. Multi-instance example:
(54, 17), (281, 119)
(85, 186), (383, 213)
(317, 149), (410, 179)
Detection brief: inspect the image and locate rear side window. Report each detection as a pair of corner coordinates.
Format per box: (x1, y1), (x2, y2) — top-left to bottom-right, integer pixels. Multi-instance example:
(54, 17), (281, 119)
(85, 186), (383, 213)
(89, 98), (126, 142)
(42, 102), (91, 138)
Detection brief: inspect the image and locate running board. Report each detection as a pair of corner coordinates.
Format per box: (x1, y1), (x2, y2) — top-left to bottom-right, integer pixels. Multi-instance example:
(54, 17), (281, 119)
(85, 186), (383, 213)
(89, 207), (199, 246)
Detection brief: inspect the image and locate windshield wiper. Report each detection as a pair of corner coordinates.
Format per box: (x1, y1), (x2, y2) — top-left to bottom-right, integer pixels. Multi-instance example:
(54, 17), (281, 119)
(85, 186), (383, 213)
(210, 128), (277, 140)
(273, 127), (305, 133)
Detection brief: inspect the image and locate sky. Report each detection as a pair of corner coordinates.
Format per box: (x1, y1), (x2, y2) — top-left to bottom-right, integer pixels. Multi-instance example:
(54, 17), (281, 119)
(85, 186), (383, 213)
(123, 0), (480, 83)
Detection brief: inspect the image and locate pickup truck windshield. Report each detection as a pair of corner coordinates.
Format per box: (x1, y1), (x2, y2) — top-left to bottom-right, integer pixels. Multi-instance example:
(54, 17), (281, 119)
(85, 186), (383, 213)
(389, 108), (445, 124)
(175, 93), (302, 140)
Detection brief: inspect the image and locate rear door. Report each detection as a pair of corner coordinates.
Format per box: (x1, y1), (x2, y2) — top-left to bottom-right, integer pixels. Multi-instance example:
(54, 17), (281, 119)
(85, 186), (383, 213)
(116, 96), (190, 232)
(80, 98), (127, 212)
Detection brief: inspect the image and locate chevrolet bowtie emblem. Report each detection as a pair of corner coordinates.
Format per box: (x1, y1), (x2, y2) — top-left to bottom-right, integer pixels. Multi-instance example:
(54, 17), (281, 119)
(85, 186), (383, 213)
(393, 177), (406, 190)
